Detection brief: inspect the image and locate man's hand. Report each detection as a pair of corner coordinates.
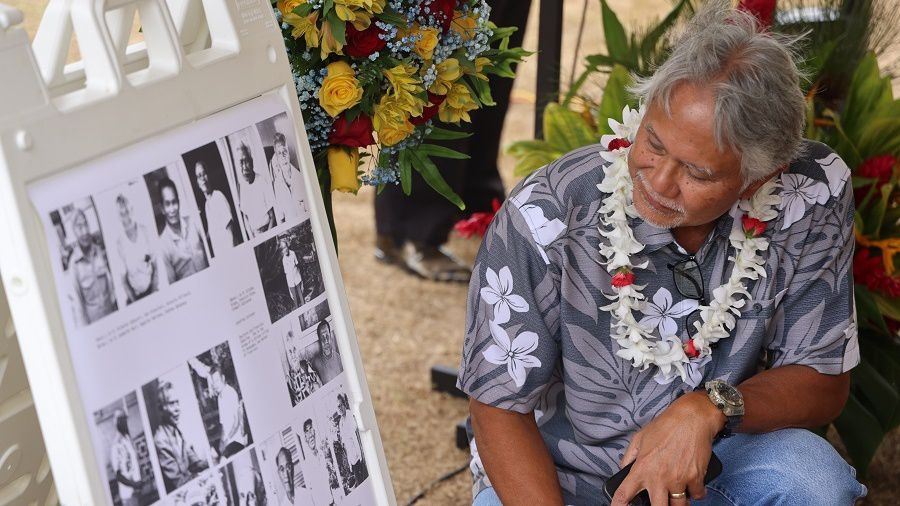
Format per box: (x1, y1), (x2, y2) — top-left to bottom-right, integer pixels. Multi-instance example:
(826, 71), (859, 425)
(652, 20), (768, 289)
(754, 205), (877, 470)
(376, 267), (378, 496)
(611, 392), (724, 506)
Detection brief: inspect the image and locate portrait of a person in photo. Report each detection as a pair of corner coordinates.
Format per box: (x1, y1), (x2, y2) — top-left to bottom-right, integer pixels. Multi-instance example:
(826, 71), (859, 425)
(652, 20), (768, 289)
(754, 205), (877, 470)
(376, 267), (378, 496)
(269, 131), (308, 225)
(114, 193), (158, 303)
(151, 380), (209, 492)
(154, 176), (209, 283)
(309, 319), (343, 386)
(236, 142), (277, 237)
(458, 2), (866, 505)
(281, 238), (306, 309)
(194, 161), (239, 255)
(64, 204), (118, 325)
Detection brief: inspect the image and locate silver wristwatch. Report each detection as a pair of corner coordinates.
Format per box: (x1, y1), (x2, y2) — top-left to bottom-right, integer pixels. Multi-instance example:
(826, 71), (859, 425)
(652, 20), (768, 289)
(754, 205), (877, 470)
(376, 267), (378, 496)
(705, 379), (745, 438)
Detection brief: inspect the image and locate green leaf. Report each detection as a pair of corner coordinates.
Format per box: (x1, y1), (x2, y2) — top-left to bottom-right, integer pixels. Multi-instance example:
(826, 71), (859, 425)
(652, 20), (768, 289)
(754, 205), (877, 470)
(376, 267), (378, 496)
(856, 117), (900, 159)
(842, 52), (894, 137)
(507, 140), (562, 177)
(416, 144), (470, 160)
(468, 75), (495, 107)
(600, 0), (629, 62)
(872, 292), (900, 322)
(597, 65), (634, 136)
(851, 358), (900, 431)
(425, 126), (471, 141)
(378, 8), (407, 26)
(563, 53), (618, 106)
(326, 11), (346, 45)
(294, 3), (314, 16)
(638, 0), (687, 68)
(322, 0), (334, 15)
(399, 151), (412, 195)
(864, 182), (892, 238)
(855, 285), (890, 335)
(542, 102), (597, 153)
(408, 150), (465, 210)
(833, 392), (884, 476)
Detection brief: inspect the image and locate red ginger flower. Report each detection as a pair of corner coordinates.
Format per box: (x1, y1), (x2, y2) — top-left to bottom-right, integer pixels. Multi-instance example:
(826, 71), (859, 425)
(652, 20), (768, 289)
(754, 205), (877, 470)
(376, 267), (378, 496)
(738, 0), (777, 29)
(684, 339), (700, 359)
(854, 248), (900, 298)
(741, 215), (766, 237)
(611, 271), (635, 288)
(607, 138), (631, 151)
(453, 198), (502, 238)
(859, 154), (896, 183)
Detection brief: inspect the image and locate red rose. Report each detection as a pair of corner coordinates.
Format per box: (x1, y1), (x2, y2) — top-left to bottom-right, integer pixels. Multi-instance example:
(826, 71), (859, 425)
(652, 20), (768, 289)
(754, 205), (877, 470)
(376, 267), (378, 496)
(431, 0), (457, 32)
(607, 138), (631, 151)
(329, 113), (375, 148)
(410, 93), (447, 125)
(345, 23), (386, 58)
(611, 271), (635, 288)
(741, 215), (766, 237)
(683, 339), (700, 359)
(737, 0), (777, 29)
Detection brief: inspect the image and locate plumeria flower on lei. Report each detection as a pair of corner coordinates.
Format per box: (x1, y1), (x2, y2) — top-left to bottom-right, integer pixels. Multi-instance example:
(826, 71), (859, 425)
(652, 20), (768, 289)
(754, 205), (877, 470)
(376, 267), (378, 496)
(482, 320), (542, 389)
(480, 266), (529, 325)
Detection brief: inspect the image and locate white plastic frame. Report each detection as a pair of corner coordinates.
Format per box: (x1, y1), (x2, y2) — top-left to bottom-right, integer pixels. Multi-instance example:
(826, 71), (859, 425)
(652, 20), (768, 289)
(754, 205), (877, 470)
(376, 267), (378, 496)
(0, 1), (396, 504)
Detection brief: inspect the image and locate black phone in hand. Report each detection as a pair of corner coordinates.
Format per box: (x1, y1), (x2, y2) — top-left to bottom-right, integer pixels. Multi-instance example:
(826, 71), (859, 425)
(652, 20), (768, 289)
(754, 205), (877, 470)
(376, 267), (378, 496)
(602, 451), (723, 505)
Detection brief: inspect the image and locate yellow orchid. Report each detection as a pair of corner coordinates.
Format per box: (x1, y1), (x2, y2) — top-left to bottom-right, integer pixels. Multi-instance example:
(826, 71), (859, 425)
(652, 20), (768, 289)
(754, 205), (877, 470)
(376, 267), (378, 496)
(384, 64), (425, 116)
(283, 11), (320, 48)
(428, 58), (461, 95)
(373, 96), (415, 146)
(334, 0), (373, 30)
(471, 56), (491, 81)
(439, 83), (479, 123)
(319, 20), (344, 58)
(451, 10), (477, 41)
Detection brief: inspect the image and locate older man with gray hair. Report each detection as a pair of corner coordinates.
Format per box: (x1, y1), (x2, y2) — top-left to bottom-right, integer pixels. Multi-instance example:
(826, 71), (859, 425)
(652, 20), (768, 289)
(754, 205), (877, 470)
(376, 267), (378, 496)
(458, 2), (866, 505)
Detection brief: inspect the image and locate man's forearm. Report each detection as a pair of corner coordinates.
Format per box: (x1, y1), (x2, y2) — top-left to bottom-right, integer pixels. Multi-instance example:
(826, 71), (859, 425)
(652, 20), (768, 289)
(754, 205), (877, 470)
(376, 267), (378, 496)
(469, 398), (564, 506)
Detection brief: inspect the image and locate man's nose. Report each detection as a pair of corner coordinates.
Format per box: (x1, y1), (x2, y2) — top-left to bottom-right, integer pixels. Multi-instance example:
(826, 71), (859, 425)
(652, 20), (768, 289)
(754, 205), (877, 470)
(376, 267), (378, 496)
(645, 158), (680, 199)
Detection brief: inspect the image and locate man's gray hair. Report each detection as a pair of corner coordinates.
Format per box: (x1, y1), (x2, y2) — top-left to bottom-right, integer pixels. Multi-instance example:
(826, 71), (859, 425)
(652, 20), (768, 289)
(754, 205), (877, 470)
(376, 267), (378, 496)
(630, 0), (807, 185)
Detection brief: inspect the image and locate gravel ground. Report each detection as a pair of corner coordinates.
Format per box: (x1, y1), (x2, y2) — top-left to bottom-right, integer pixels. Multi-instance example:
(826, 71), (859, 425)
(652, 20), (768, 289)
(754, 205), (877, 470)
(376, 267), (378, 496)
(9, 1), (899, 504)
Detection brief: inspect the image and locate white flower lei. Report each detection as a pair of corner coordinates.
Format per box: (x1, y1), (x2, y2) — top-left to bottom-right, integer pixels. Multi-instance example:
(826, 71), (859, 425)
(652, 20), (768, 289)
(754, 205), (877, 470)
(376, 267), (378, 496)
(596, 105), (782, 382)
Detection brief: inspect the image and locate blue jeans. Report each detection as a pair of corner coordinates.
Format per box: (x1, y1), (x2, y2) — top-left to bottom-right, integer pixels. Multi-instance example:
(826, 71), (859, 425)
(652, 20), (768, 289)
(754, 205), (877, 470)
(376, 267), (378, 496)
(472, 429), (867, 505)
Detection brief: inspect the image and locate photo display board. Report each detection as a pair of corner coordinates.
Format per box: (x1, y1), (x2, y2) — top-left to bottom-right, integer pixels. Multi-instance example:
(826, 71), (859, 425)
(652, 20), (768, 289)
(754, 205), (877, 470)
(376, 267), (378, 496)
(27, 94), (377, 506)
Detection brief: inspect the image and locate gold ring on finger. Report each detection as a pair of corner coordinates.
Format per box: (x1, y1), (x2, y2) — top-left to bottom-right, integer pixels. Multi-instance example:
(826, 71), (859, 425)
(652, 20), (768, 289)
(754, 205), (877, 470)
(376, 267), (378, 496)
(669, 491), (688, 499)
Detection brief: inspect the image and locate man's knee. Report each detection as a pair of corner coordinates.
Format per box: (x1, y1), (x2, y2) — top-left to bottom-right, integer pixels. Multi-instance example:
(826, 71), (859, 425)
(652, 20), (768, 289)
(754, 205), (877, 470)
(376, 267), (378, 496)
(714, 429), (865, 504)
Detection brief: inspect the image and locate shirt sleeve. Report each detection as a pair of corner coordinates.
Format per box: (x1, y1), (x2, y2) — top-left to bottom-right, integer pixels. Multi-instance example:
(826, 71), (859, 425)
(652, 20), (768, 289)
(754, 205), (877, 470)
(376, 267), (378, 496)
(457, 180), (562, 414)
(765, 155), (859, 375)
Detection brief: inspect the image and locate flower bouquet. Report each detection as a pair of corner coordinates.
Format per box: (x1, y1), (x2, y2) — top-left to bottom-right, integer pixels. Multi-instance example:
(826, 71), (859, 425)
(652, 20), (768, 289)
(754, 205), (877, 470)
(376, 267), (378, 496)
(271, 0), (527, 234)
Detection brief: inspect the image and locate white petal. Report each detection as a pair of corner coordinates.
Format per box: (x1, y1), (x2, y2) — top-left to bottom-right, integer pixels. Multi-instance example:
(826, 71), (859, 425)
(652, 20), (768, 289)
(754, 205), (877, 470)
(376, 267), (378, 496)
(505, 294), (530, 313)
(488, 320), (512, 352)
(482, 344), (509, 365)
(652, 287), (673, 312)
(497, 266), (514, 295)
(485, 268), (501, 293)
(493, 302), (511, 325)
(480, 286), (502, 305)
(510, 331), (539, 355)
(516, 354), (542, 369)
(507, 358), (528, 388)
(659, 316), (677, 337)
(781, 194), (807, 230)
(668, 299), (700, 318)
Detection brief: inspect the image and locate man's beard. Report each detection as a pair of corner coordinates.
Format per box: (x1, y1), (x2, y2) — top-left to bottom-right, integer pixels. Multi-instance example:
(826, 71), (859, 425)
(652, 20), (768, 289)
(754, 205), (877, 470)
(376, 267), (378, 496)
(632, 171), (686, 229)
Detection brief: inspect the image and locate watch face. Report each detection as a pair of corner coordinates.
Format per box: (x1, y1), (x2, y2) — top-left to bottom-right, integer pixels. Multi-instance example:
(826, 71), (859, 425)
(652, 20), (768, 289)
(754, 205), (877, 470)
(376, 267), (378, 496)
(716, 383), (742, 405)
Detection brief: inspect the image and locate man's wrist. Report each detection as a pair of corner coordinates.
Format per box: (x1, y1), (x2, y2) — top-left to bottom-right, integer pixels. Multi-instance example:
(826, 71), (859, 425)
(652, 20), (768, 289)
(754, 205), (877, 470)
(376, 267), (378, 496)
(680, 391), (727, 440)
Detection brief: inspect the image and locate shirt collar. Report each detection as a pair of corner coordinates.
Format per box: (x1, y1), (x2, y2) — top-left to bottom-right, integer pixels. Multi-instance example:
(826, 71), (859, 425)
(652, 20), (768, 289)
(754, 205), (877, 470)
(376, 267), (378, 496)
(629, 202), (737, 255)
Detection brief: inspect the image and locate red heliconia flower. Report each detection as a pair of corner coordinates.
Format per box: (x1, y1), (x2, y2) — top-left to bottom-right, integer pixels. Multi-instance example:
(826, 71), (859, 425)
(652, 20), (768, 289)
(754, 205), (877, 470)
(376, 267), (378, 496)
(453, 198), (502, 238)
(607, 138), (631, 151)
(741, 215), (766, 237)
(854, 248), (900, 298)
(737, 0), (777, 29)
(611, 271), (635, 288)
(684, 339), (700, 359)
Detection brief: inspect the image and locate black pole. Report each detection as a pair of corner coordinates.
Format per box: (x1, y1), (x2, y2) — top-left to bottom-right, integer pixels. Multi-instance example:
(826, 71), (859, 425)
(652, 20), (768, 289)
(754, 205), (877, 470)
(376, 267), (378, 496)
(534, 0), (564, 139)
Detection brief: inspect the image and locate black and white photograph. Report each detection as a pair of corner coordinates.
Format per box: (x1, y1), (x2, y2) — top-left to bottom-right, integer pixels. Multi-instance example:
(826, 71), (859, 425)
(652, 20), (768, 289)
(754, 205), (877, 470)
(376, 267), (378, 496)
(181, 141), (244, 258)
(219, 448), (267, 506)
(224, 126), (276, 239)
(298, 298), (329, 332)
(94, 178), (163, 306)
(168, 471), (225, 506)
(49, 197), (118, 326)
(92, 391), (160, 506)
(259, 426), (316, 505)
(296, 415), (341, 506)
(188, 341), (253, 463)
(141, 366), (211, 494)
(143, 166), (210, 284)
(256, 113), (309, 226)
(303, 315), (344, 387)
(322, 388), (368, 497)
(253, 220), (325, 324)
(279, 322), (323, 407)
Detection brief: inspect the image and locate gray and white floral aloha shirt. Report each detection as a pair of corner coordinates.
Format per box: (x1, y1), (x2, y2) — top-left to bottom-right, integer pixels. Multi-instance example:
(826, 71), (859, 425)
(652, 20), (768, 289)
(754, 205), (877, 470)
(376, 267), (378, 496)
(457, 140), (860, 504)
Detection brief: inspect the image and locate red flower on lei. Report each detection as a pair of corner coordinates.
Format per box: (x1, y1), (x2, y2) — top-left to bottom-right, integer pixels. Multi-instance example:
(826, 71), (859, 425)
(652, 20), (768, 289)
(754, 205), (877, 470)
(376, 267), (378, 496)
(611, 271), (635, 288)
(741, 215), (766, 237)
(607, 138), (632, 151)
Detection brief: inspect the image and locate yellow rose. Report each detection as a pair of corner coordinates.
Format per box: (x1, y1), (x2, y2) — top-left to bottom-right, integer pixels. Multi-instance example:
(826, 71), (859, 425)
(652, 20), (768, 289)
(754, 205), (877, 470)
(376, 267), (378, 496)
(319, 61), (362, 117)
(439, 82), (479, 123)
(284, 11), (319, 47)
(428, 58), (461, 95)
(328, 146), (361, 193)
(377, 120), (415, 146)
(277, 0), (306, 15)
(413, 26), (440, 60)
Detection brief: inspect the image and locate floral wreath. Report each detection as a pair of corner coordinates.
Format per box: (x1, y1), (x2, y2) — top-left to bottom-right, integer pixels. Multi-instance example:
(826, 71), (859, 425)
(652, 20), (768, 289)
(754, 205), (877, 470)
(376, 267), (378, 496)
(597, 105), (782, 383)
